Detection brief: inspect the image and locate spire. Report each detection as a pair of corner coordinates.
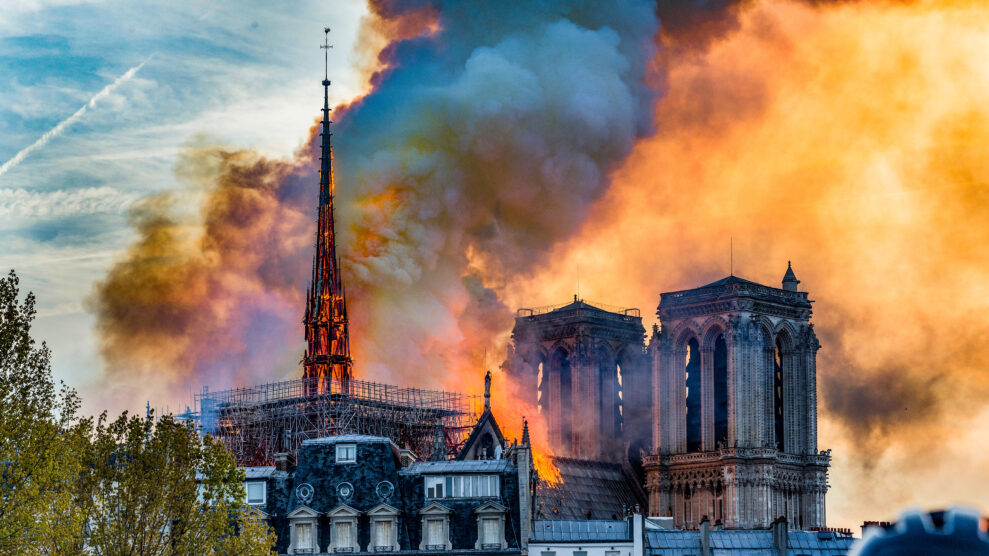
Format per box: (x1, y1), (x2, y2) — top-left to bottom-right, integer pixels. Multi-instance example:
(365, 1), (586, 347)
(303, 28), (352, 391)
(483, 370), (491, 412)
(782, 260), (800, 292)
(521, 418), (530, 446)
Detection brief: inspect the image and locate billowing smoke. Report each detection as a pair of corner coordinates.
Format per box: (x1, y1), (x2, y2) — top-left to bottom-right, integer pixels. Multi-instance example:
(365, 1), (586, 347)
(90, 1), (661, 453)
(516, 0), (989, 526)
(91, 0), (989, 527)
(90, 143), (315, 401)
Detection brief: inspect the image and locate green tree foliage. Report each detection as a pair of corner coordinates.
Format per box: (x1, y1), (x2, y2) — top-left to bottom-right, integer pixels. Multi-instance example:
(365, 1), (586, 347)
(0, 270), (90, 553)
(85, 412), (275, 555)
(0, 270), (276, 554)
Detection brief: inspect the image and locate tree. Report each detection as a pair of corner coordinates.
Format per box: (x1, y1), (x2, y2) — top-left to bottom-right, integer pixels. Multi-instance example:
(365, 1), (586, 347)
(0, 270), (91, 553)
(85, 411), (276, 555)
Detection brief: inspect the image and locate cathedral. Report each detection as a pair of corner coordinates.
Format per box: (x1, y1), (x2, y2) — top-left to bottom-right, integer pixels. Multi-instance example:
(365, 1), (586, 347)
(508, 268), (831, 531)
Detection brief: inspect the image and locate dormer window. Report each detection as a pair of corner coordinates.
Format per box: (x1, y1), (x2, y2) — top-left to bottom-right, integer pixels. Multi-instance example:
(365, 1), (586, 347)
(246, 481), (266, 506)
(474, 501), (508, 550)
(336, 443), (356, 463)
(424, 475), (499, 498)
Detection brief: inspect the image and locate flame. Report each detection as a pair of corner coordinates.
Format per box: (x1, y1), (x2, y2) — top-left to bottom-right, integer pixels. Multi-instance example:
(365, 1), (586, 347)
(533, 451), (562, 486)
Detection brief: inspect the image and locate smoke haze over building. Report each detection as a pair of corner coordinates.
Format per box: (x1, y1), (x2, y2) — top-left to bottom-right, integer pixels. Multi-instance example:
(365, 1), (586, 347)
(84, 0), (989, 529)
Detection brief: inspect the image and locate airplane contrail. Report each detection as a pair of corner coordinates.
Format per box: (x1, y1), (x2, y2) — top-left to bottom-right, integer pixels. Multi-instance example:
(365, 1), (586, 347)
(0, 55), (153, 179)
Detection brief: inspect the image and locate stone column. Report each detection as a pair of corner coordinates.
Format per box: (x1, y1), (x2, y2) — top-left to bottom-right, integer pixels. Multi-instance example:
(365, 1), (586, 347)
(723, 467), (739, 529)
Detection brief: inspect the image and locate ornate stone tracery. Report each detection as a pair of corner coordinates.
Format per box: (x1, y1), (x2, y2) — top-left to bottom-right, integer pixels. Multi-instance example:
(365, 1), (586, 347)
(644, 269), (830, 530)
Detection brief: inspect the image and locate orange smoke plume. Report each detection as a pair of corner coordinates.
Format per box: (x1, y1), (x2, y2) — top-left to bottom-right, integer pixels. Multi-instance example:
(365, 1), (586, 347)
(510, 0), (989, 528)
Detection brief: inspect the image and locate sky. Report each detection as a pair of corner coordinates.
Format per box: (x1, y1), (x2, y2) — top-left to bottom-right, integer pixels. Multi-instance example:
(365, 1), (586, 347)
(0, 0), (369, 410)
(2, 0), (989, 532)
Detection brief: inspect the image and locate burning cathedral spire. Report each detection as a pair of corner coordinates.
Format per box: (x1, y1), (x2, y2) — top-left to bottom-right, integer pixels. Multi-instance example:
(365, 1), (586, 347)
(302, 28), (352, 388)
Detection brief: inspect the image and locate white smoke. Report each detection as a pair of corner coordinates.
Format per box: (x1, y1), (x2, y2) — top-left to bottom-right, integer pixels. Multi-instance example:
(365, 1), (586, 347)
(0, 56), (151, 179)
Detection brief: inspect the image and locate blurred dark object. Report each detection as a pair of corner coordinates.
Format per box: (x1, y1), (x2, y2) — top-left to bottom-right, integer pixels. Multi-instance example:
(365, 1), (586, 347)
(851, 507), (989, 555)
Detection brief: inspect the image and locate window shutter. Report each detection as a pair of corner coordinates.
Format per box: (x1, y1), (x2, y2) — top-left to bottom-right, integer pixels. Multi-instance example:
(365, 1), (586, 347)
(482, 517), (499, 544)
(336, 521), (352, 548)
(297, 523), (313, 549)
(375, 520), (392, 548)
(427, 519), (443, 545)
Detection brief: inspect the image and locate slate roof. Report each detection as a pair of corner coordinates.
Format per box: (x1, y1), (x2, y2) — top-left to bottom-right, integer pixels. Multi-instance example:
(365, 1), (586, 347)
(531, 520), (631, 542)
(535, 458), (646, 521)
(700, 275), (763, 288)
(402, 459), (512, 475)
(243, 466), (276, 479)
(302, 434), (396, 445)
(644, 529), (855, 556)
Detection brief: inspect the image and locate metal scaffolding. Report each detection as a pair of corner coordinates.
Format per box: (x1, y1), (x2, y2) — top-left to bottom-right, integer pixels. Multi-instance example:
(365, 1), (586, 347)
(194, 376), (481, 466)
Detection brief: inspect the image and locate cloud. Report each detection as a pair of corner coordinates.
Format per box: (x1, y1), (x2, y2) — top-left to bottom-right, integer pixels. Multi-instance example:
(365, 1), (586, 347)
(0, 56), (151, 178)
(0, 186), (139, 223)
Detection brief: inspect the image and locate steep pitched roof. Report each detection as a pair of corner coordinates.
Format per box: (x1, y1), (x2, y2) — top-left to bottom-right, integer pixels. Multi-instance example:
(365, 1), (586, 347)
(535, 458), (646, 521)
(456, 408), (507, 460)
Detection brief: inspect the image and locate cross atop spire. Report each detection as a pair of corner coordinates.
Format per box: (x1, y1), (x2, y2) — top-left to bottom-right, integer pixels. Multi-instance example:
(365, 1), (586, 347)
(321, 27), (332, 84)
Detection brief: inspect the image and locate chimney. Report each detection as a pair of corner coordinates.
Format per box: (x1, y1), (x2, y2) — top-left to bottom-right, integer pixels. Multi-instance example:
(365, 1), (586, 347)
(772, 516), (789, 556)
(400, 448), (418, 468)
(700, 517), (711, 556)
(274, 452), (294, 472)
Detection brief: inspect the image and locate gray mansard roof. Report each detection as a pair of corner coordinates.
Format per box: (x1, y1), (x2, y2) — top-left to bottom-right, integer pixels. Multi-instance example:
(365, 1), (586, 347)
(402, 459), (511, 475)
(645, 528), (855, 555)
(531, 519), (631, 543)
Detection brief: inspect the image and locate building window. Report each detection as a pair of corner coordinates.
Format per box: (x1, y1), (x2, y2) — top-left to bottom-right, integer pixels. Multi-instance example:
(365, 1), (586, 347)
(287, 506), (320, 555)
(574, 551), (588, 556)
(426, 519), (445, 549)
(367, 503), (400, 552)
(424, 475), (499, 499)
(246, 481), (266, 506)
(540, 552), (556, 556)
(419, 502), (452, 551)
(474, 501), (508, 550)
(334, 521), (354, 552)
(425, 476), (444, 498)
(374, 520), (392, 550)
(336, 443), (356, 463)
(605, 552), (621, 556)
(328, 504), (360, 553)
(295, 523), (314, 554)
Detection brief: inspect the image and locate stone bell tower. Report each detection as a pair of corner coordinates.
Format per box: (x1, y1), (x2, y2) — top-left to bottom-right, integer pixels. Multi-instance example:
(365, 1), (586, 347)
(507, 297), (648, 462)
(643, 264), (831, 530)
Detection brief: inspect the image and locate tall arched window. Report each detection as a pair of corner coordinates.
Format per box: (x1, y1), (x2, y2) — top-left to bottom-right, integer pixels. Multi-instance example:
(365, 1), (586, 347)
(598, 347), (621, 440)
(552, 348), (573, 450)
(536, 361), (545, 414)
(774, 337), (785, 451)
(714, 334), (728, 447)
(685, 338), (702, 452)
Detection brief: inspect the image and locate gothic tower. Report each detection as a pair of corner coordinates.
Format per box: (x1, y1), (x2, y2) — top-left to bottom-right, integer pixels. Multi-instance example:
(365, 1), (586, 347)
(507, 298), (648, 462)
(643, 264), (830, 530)
(303, 38), (352, 389)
